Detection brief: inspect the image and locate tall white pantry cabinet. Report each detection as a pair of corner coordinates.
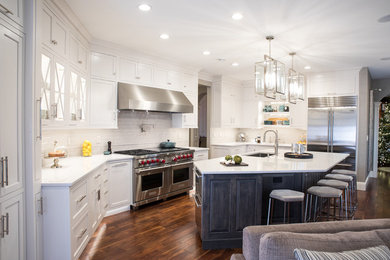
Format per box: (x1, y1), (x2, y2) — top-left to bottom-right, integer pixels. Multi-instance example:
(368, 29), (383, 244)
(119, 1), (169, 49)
(0, 0), (25, 259)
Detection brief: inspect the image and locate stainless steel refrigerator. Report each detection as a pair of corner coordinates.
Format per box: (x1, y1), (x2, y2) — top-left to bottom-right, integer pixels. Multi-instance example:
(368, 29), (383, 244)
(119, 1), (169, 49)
(307, 96), (357, 170)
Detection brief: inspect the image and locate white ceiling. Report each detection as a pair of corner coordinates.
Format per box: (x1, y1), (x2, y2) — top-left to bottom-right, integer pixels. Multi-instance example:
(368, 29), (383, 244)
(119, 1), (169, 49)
(65, 0), (390, 80)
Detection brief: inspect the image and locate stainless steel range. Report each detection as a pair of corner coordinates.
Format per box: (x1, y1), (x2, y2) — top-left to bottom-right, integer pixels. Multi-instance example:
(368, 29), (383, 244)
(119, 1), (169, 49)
(115, 147), (194, 209)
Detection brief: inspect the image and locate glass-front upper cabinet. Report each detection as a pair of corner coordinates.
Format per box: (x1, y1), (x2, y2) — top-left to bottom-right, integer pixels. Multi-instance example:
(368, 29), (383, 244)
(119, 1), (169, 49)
(40, 49), (88, 128)
(40, 50), (66, 127)
(70, 69), (87, 125)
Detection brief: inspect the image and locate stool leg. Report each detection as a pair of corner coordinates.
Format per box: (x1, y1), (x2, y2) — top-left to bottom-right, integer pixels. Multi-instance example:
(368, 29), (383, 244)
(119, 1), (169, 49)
(333, 198), (336, 220)
(304, 195), (309, 223)
(270, 198), (274, 224)
(309, 194), (313, 222)
(267, 198), (272, 225)
(302, 200), (305, 223)
(314, 196), (318, 222)
(283, 202), (287, 224)
(345, 188), (348, 219)
(340, 195), (343, 220)
(287, 202), (290, 223)
(327, 198), (330, 221)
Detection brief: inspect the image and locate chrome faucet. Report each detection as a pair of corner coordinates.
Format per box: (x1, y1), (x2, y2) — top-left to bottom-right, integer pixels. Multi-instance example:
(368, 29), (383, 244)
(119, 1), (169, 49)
(263, 130), (279, 156)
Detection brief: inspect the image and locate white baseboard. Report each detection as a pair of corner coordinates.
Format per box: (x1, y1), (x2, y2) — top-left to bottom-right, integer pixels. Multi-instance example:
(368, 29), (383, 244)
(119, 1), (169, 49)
(105, 205), (130, 217)
(357, 181), (367, 191)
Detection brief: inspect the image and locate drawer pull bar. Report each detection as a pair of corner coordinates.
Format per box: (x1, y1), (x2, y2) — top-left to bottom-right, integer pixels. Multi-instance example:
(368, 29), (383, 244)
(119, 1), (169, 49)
(77, 228), (87, 239)
(104, 179), (108, 183)
(111, 162), (129, 168)
(76, 195), (86, 203)
(94, 174), (101, 179)
(1, 213), (9, 238)
(104, 204), (108, 209)
(1, 157), (4, 187)
(104, 190), (109, 195)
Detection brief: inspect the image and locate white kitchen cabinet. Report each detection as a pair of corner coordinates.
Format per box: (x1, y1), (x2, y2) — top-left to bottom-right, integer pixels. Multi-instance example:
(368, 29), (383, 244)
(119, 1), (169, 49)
(88, 167), (105, 233)
(172, 92), (198, 128)
(0, 23), (23, 197)
(193, 150), (209, 161)
(119, 57), (153, 85)
(69, 70), (88, 126)
(107, 160), (132, 214)
(154, 68), (181, 90)
(0, 192), (24, 260)
(211, 145), (246, 158)
(69, 34), (88, 72)
(211, 77), (242, 128)
(290, 100), (308, 129)
(0, 0), (23, 26)
(42, 6), (67, 57)
(89, 79), (118, 128)
(91, 52), (117, 80)
(40, 50), (67, 127)
(307, 70), (359, 97)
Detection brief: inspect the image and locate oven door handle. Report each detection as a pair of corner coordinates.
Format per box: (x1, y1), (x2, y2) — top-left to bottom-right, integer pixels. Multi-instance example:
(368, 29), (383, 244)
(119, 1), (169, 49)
(195, 169), (202, 179)
(171, 161), (193, 168)
(135, 165), (171, 175)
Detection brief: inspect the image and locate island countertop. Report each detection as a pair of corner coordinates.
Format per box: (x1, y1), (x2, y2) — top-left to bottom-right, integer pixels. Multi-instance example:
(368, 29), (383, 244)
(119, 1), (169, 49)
(194, 151), (348, 174)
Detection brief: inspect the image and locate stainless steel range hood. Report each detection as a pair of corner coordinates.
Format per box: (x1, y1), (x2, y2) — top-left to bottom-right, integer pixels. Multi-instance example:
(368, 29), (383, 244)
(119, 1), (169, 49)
(117, 82), (193, 113)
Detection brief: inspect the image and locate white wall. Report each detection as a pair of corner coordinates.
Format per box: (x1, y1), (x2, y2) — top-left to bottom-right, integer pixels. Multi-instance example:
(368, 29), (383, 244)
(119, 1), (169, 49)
(42, 111), (189, 157)
(241, 128), (307, 144)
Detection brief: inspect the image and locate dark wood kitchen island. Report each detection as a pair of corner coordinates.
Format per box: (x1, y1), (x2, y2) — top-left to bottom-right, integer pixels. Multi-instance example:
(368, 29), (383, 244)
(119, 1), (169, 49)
(193, 152), (348, 249)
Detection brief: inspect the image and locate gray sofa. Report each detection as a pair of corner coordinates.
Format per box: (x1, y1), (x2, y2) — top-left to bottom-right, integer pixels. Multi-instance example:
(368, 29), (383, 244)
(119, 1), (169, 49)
(231, 219), (390, 260)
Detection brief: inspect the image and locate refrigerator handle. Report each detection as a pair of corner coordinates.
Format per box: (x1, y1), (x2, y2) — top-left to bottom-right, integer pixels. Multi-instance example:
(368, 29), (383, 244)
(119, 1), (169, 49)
(327, 111), (331, 152)
(330, 111), (334, 152)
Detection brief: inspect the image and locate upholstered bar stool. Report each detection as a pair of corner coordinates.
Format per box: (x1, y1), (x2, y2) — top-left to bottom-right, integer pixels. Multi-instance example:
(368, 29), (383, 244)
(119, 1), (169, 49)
(325, 173), (354, 212)
(267, 189), (305, 225)
(305, 186), (343, 222)
(317, 179), (348, 219)
(331, 169), (357, 207)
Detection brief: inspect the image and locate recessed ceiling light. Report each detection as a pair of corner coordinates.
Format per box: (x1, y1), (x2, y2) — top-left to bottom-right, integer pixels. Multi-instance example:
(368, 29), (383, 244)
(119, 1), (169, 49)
(232, 13), (243, 20)
(232, 62), (239, 66)
(160, 34), (170, 40)
(380, 57), (390, 61)
(138, 4), (151, 12)
(203, 51), (211, 56)
(378, 14), (390, 23)
(304, 65), (311, 70)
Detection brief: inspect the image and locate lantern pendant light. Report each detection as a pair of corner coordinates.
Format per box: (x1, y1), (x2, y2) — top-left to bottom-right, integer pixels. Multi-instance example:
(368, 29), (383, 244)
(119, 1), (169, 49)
(288, 52), (298, 104)
(255, 36), (286, 99)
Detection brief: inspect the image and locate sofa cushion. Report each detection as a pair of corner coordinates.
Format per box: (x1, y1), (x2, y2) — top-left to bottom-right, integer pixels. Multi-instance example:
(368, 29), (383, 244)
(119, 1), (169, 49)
(258, 229), (390, 260)
(243, 219), (390, 260)
(294, 245), (390, 260)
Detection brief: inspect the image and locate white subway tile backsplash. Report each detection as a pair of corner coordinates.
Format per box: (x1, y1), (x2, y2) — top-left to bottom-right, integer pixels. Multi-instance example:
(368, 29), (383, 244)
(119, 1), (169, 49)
(42, 111), (189, 157)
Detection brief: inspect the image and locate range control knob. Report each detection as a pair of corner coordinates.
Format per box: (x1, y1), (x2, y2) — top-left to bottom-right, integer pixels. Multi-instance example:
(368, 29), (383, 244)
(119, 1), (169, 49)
(146, 160), (150, 164)
(156, 159), (160, 163)
(182, 154), (187, 159)
(173, 157), (177, 162)
(177, 155), (181, 159)
(151, 159), (155, 163)
(140, 160), (145, 165)
(162, 159), (166, 163)
(189, 154), (193, 158)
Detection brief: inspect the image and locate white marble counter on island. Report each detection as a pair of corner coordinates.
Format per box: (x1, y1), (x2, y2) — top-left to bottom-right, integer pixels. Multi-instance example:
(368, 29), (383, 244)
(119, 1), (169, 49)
(211, 142), (292, 148)
(41, 153), (133, 187)
(194, 151), (348, 174)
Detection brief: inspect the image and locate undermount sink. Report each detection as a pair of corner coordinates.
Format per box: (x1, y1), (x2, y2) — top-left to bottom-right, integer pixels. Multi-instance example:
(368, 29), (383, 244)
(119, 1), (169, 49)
(247, 152), (274, 158)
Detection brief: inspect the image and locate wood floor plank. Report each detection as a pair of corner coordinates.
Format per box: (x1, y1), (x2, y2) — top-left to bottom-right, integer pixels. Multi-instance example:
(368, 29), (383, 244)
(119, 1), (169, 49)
(80, 173), (390, 260)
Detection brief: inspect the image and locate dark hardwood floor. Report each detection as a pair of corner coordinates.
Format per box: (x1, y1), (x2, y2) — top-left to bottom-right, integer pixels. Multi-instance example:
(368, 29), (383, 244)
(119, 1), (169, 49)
(80, 172), (390, 260)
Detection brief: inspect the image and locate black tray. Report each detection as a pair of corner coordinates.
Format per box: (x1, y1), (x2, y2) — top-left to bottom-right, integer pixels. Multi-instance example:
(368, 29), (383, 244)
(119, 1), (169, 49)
(220, 162), (249, 167)
(284, 152), (313, 159)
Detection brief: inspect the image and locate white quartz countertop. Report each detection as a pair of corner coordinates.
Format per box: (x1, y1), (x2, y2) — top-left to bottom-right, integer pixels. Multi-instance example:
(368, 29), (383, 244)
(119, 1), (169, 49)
(41, 154), (133, 187)
(194, 152), (348, 174)
(211, 142), (292, 148)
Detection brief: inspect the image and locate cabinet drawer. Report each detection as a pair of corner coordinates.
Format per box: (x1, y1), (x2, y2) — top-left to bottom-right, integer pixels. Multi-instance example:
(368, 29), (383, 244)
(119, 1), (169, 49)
(70, 180), (88, 222)
(71, 212), (89, 260)
(194, 152), (208, 161)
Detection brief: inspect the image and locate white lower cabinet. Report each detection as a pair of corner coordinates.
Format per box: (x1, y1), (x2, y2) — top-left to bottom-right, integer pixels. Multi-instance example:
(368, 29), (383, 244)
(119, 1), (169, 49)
(193, 150), (209, 161)
(107, 160), (132, 215)
(42, 160), (133, 260)
(0, 192), (24, 260)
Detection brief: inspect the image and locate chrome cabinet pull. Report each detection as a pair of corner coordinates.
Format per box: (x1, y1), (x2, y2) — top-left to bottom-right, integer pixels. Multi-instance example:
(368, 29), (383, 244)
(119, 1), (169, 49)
(77, 228), (87, 239)
(1, 213), (9, 238)
(111, 162), (128, 168)
(0, 157), (3, 187)
(4, 157), (8, 186)
(76, 195), (86, 203)
(38, 197), (44, 215)
(51, 103), (58, 118)
(0, 4), (13, 15)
